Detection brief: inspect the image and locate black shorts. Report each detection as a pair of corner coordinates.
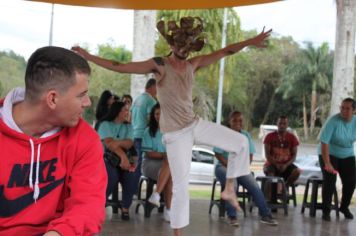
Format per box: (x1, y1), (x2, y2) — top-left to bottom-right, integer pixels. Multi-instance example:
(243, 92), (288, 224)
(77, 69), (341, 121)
(263, 163), (299, 181)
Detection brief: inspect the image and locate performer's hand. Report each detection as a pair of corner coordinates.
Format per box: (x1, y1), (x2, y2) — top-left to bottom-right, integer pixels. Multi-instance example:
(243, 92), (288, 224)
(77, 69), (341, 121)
(249, 27), (272, 48)
(71, 46), (90, 59)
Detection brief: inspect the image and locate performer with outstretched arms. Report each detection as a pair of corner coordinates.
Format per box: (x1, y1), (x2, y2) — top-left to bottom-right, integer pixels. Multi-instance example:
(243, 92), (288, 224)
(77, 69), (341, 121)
(73, 16), (271, 236)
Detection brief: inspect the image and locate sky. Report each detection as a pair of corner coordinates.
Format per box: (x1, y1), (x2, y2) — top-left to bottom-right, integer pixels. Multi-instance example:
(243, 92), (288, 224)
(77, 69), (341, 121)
(0, 0), (337, 60)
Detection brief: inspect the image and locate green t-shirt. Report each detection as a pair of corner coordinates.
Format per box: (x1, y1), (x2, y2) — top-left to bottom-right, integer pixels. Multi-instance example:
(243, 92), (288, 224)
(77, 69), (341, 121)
(213, 129), (255, 166)
(97, 121), (133, 142)
(141, 127), (166, 159)
(131, 92), (157, 139)
(318, 114), (356, 158)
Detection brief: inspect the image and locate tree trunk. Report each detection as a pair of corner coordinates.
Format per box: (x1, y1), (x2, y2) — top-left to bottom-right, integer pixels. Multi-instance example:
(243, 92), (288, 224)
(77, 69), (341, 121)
(303, 94), (309, 140)
(261, 92), (276, 125)
(330, 0), (356, 115)
(130, 10), (157, 100)
(309, 82), (317, 133)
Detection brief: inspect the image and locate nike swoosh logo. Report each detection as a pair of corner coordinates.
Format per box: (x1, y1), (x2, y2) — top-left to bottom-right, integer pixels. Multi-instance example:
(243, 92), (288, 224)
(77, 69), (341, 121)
(0, 177), (65, 217)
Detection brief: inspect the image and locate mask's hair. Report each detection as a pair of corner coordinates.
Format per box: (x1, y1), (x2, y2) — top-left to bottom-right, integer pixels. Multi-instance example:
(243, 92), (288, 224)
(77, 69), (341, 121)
(25, 46), (90, 101)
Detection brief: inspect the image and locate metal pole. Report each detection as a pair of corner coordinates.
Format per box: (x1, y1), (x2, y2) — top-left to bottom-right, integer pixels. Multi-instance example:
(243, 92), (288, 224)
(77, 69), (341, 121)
(216, 8), (228, 124)
(49, 4), (54, 46)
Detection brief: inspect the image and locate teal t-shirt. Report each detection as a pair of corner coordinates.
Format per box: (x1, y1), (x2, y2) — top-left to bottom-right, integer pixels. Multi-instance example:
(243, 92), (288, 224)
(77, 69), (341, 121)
(97, 121), (133, 142)
(213, 129), (255, 166)
(131, 92), (157, 139)
(317, 114), (356, 158)
(141, 127), (166, 159)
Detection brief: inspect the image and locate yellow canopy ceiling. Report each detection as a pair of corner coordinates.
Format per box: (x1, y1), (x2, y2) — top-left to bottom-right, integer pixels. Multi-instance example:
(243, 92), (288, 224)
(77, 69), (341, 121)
(27, 0), (281, 10)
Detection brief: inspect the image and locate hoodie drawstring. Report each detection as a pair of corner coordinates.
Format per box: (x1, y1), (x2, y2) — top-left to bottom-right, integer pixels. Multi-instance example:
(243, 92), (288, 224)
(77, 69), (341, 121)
(29, 138), (41, 201)
(29, 139), (34, 190)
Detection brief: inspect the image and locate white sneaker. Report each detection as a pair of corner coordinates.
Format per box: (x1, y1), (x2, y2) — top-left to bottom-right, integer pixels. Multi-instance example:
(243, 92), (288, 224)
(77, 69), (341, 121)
(164, 208), (170, 222)
(148, 192), (160, 208)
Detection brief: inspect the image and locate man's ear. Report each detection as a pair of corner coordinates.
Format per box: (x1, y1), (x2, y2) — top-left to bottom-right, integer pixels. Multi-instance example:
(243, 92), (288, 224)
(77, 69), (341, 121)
(46, 90), (59, 110)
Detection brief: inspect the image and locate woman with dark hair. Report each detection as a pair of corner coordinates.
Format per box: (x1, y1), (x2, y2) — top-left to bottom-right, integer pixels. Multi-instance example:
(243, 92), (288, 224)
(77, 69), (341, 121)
(95, 90), (115, 122)
(122, 94), (133, 122)
(142, 103), (173, 222)
(122, 94), (133, 106)
(318, 97), (356, 221)
(97, 101), (136, 220)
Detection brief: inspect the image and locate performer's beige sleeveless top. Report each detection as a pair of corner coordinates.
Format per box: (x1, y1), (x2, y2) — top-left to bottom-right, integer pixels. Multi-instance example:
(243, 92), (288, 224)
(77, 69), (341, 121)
(157, 60), (197, 133)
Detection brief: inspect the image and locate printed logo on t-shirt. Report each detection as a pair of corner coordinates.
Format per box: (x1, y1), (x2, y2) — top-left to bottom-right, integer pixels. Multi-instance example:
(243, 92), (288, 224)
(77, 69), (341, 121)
(0, 157), (65, 217)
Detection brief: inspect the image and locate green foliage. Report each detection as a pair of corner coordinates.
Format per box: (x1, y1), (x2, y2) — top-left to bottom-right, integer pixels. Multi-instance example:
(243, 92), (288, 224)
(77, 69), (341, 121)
(0, 80), (3, 96)
(78, 42), (132, 123)
(0, 50), (26, 97)
(278, 42), (333, 126)
(239, 36), (301, 127)
(97, 40), (132, 62)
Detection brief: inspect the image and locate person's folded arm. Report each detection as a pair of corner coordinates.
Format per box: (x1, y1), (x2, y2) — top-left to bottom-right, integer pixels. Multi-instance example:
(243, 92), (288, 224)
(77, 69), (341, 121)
(105, 137), (133, 150)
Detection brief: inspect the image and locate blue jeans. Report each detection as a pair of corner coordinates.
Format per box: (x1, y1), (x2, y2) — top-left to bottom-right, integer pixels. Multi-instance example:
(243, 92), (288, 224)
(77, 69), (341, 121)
(105, 160), (136, 209)
(133, 138), (143, 193)
(215, 165), (271, 218)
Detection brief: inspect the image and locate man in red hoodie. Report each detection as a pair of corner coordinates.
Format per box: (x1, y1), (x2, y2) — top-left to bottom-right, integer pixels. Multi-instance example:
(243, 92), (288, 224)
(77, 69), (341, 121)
(0, 46), (107, 236)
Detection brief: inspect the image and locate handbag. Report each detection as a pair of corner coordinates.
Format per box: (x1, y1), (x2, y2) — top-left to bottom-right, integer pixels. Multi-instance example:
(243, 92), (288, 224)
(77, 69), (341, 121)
(104, 146), (137, 168)
(104, 147), (121, 167)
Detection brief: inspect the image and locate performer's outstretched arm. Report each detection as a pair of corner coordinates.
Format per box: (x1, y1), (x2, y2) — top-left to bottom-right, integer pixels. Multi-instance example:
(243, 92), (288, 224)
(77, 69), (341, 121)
(72, 46), (160, 75)
(190, 27), (272, 72)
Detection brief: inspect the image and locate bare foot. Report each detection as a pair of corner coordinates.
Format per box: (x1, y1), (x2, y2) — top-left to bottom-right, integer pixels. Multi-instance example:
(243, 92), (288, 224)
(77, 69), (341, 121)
(221, 190), (242, 212)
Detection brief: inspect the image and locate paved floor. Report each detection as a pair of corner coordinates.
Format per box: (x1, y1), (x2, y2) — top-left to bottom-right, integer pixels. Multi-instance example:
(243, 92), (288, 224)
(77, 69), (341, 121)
(101, 199), (356, 236)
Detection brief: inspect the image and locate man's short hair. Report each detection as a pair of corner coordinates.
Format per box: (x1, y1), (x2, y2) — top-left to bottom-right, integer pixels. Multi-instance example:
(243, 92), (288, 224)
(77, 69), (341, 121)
(343, 97), (356, 109)
(278, 115), (288, 120)
(145, 78), (156, 89)
(25, 46), (91, 101)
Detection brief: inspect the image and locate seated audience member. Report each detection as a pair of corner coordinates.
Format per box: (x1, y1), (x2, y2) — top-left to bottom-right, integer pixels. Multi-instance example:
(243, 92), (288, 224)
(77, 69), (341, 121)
(97, 101), (137, 220)
(263, 115), (301, 186)
(122, 94), (133, 123)
(214, 111), (278, 226)
(94, 90), (115, 128)
(0, 46), (107, 235)
(142, 103), (172, 222)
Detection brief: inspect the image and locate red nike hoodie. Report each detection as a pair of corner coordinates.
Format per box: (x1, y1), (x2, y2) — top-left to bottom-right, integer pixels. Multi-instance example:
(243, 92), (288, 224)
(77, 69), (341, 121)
(0, 88), (107, 235)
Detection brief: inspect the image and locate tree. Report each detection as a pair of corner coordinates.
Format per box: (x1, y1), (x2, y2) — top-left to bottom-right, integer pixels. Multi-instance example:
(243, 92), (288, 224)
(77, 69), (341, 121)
(244, 36), (300, 128)
(303, 42), (333, 133)
(0, 50), (26, 97)
(0, 80), (3, 96)
(330, 0), (356, 115)
(278, 42), (333, 139)
(131, 10), (157, 100)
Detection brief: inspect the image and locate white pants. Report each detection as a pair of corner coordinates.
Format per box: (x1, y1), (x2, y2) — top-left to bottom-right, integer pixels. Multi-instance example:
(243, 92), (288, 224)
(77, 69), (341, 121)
(163, 118), (250, 229)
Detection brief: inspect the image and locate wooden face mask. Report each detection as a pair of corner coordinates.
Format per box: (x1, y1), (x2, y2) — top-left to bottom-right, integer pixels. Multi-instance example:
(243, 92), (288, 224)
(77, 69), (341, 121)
(157, 16), (206, 53)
